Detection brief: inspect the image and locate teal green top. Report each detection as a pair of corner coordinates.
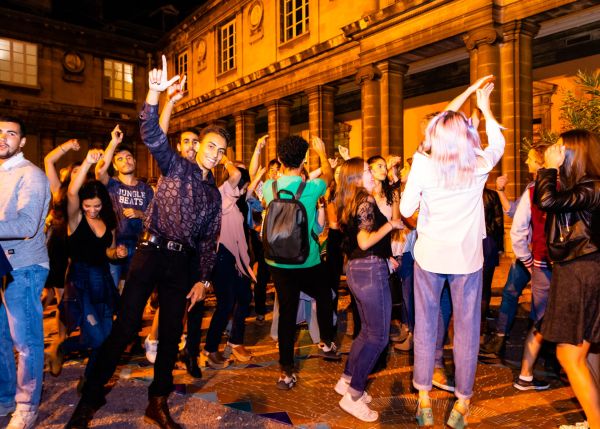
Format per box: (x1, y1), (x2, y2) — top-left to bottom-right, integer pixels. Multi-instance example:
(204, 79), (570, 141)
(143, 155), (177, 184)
(263, 175), (326, 269)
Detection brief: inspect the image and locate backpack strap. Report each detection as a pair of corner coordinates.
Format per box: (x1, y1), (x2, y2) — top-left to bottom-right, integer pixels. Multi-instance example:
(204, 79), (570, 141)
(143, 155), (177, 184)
(294, 181), (307, 200)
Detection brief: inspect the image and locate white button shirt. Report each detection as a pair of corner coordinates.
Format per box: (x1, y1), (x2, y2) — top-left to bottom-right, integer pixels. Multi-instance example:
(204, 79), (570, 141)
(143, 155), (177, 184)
(400, 120), (505, 274)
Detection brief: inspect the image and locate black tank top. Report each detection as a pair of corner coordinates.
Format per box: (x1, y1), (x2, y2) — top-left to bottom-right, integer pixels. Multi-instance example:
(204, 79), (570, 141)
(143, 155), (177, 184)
(68, 216), (112, 266)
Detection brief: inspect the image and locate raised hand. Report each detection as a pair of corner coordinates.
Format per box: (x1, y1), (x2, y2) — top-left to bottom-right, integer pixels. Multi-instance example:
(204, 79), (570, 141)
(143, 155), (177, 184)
(63, 139), (80, 152)
(476, 82), (495, 117)
(496, 175), (508, 191)
(115, 244), (128, 259)
(255, 134), (268, 152)
(311, 136), (326, 156)
(167, 75), (187, 104)
(544, 143), (566, 170)
(111, 124), (123, 145)
(338, 145), (350, 160)
(255, 165), (266, 179)
(85, 149), (103, 165)
(148, 54), (180, 93)
(387, 155), (402, 171)
(328, 157), (338, 169)
(469, 75), (494, 93)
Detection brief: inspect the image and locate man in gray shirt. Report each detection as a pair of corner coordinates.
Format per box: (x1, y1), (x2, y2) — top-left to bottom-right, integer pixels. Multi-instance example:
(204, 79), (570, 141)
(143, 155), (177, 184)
(0, 116), (51, 429)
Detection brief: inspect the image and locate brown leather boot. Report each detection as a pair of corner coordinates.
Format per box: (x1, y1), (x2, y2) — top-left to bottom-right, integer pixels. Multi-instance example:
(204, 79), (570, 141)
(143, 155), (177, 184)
(144, 396), (182, 429)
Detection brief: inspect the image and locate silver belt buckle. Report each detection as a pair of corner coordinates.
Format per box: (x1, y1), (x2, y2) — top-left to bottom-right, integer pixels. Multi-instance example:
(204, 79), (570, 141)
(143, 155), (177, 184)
(166, 241), (183, 252)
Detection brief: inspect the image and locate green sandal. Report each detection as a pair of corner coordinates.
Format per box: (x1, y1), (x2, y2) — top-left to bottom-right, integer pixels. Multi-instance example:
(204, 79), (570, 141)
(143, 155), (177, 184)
(416, 399), (434, 427)
(446, 403), (469, 429)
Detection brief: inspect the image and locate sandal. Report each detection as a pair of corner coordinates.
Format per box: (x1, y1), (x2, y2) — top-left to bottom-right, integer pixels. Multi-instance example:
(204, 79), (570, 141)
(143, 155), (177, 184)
(446, 401), (469, 429)
(416, 398), (434, 427)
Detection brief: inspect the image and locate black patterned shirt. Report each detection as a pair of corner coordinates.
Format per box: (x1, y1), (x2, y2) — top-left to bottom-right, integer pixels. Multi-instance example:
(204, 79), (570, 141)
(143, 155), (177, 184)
(139, 103), (221, 283)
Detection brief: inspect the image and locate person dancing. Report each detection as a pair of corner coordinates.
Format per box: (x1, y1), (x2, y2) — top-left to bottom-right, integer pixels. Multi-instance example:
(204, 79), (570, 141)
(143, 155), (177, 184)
(334, 157), (403, 422)
(400, 75), (503, 428)
(536, 130), (600, 429)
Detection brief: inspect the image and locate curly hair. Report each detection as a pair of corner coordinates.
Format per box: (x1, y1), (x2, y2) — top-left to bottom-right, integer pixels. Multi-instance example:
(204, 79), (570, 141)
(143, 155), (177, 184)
(199, 126), (231, 147)
(277, 135), (308, 168)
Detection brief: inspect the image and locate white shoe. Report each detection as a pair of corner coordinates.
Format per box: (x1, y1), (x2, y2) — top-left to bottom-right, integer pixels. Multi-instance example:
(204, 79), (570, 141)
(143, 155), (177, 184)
(339, 392), (379, 422)
(144, 335), (158, 364)
(7, 409), (37, 429)
(334, 377), (372, 403)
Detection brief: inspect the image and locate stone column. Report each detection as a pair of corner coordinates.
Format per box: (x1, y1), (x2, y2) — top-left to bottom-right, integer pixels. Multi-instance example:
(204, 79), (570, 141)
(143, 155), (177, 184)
(306, 85), (336, 170)
(234, 110), (257, 164)
(265, 99), (291, 166)
(40, 131), (54, 166)
(500, 20), (540, 197)
(463, 26), (502, 179)
(377, 60), (408, 159)
(356, 64), (382, 159)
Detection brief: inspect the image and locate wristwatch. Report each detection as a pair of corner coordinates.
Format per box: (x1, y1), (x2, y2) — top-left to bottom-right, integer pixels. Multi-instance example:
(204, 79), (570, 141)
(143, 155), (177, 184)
(201, 280), (211, 290)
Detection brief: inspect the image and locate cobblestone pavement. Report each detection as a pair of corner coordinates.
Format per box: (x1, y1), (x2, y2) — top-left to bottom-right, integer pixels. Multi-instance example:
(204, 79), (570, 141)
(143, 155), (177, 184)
(2, 256), (588, 428)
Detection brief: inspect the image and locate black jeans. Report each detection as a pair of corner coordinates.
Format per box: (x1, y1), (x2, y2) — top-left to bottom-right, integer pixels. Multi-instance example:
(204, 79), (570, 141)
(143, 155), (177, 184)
(81, 243), (194, 405)
(269, 263), (335, 374)
(205, 245), (252, 351)
(250, 230), (270, 316)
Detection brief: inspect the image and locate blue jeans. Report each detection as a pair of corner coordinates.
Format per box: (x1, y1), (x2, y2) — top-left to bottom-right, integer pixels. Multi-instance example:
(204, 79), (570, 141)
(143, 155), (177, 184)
(344, 256), (391, 394)
(413, 263), (482, 400)
(436, 285), (452, 368)
(531, 266), (551, 323)
(109, 241), (137, 290)
(205, 245), (253, 351)
(495, 260), (531, 335)
(398, 252), (415, 332)
(0, 265), (48, 410)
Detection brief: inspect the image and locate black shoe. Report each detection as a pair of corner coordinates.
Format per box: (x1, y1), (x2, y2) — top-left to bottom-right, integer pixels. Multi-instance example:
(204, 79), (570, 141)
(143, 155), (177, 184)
(65, 399), (104, 429)
(144, 396), (182, 429)
(513, 376), (550, 391)
(180, 350), (202, 379)
(480, 333), (505, 356)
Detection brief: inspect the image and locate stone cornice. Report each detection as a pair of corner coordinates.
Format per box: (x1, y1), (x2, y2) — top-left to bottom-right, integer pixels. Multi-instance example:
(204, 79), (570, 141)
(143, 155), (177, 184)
(355, 65), (382, 85)
(0, 7), (153, 63)
(502, 20), (541, 41)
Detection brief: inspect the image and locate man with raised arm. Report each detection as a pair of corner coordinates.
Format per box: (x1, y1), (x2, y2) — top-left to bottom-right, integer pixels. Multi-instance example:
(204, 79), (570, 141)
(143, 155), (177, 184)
(66, 55), (227, 429)
(95, 125), (154, 290)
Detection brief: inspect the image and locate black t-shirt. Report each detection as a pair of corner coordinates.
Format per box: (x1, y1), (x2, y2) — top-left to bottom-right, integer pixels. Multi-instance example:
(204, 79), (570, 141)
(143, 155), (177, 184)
(343, 195), (392, 261)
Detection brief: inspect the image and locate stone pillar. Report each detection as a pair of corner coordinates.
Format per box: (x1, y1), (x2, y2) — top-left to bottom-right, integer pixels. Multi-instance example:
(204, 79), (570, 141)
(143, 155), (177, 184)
(500, 20), (540, 198)
(356, 64), (382, 159)
(40, 132), (54, 165)
(377, 60), (408, 159)
(234, 110), (257, 164)
(306, 85), (336, 170)
(265, 100), (291, 166)
(463, 26), (502, 180)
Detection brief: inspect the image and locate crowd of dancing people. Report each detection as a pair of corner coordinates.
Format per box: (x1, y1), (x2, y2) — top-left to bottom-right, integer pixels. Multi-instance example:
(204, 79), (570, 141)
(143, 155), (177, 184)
(0, 55), (599, 429)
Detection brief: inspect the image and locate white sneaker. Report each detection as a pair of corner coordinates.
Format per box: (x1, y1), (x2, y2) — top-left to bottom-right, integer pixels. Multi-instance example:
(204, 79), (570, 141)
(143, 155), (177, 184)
(7, 409), (37, 429)
(144, 335), (158, 364)
(339, 392), (379, 422)
(334, 377), (372, 403)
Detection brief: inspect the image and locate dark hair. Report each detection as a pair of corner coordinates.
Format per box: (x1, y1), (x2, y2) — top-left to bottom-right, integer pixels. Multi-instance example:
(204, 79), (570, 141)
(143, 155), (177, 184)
(0, 115), (26, 136)
(198, 125), (231, 147)
(367, 155), (399, 206)
(277, 135), (308, 168)
(180, 127), (200, 139)
(559, 129), (600, 189)
(238, 167), (251, 191)
(78, 180), (117, 230)
(268, 159), (281, 169)
(114, 144), (134, 158)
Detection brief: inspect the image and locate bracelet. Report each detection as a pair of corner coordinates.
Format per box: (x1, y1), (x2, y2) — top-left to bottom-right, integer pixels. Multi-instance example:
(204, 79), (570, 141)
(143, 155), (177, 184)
(59, 144), (66, 153)
(169, 99), (176, 105)
(496, 187), (505, 192)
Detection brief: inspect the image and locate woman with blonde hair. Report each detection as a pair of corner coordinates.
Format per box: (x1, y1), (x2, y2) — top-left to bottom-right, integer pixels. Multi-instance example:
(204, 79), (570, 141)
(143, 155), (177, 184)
(400, 75), (503, 428)
(536, 129), (600, 429)
(333, 157), (403, 422)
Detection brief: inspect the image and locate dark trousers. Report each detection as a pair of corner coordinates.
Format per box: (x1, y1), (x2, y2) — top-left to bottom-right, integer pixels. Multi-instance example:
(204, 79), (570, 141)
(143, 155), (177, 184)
(81, 244), (194, 406)
(250, 230), (270, 316)
(481, 236), (499, 319)
(269, 263), (335, 374)
(326, 228), (344, 314)
(205, 245), (253, 351)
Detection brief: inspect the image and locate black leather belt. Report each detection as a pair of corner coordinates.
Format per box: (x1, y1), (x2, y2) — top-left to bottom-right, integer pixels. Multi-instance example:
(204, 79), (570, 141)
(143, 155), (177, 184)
(139, 231), (189, 252)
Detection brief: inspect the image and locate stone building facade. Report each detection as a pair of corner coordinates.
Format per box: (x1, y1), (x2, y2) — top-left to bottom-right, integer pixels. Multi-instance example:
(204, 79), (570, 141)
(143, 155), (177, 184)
(162, 0), (600, 201)
(0, 1), (155, 178)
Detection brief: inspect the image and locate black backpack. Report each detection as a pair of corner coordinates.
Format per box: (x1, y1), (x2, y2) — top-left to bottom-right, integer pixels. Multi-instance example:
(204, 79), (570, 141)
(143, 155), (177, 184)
(263, 181), (318, 264)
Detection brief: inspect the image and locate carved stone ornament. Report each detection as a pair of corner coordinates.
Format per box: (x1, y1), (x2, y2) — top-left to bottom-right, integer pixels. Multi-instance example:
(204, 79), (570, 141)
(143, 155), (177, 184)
(62, 51), (85, 74)
(248, 0), (264, 31)
(463, 27), (499, 51)
(196, 38), (207, 71)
